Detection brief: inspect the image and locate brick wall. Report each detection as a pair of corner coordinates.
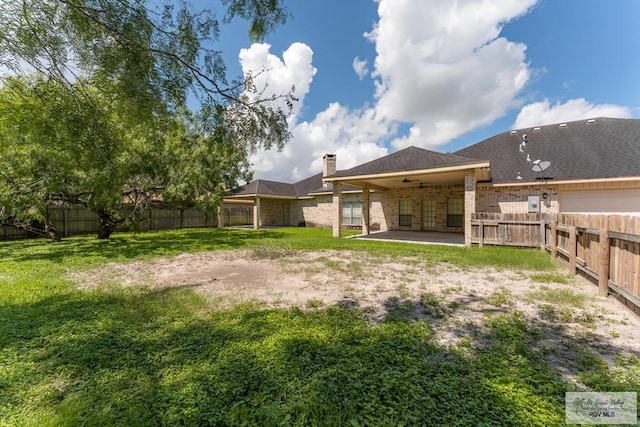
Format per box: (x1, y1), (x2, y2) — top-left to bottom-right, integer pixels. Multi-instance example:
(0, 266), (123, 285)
(262, 183), (561, 231)
(369, 193), (386, 231)
(259, 198), (291, 226)
(476, 184), (558, 215)
(464, 173), (476, 245)
(259, 181), (568, 231)
(293, 195), (333, 227)
(290, 188), (465, 232)
(372, 185), (465, 232)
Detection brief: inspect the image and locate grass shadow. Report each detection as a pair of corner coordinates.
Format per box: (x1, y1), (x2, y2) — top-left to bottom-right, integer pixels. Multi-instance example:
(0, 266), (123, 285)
(1, 284), (639, 426)
(379, 291), (640, 397)
(1, 228), (637, 425)
(0, 228), (287, 265)
(0, 289), (555, 425)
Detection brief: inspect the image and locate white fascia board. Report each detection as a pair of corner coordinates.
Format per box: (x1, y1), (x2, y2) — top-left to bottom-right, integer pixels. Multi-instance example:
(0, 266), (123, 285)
(323, 162), (490, 182)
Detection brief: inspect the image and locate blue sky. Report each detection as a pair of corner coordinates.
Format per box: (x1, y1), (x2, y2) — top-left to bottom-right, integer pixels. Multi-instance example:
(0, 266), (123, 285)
(214, 0), (640, 182)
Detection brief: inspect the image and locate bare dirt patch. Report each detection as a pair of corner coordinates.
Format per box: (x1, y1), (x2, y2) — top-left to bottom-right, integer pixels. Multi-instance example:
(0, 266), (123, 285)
(71, 248), (640, 379)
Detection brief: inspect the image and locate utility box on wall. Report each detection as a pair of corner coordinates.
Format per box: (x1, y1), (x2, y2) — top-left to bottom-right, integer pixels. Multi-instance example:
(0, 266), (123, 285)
(528, 195), (540, 213)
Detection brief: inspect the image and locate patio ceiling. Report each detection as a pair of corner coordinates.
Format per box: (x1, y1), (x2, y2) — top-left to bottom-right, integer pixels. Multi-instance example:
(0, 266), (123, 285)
(327, 163), (490, 191)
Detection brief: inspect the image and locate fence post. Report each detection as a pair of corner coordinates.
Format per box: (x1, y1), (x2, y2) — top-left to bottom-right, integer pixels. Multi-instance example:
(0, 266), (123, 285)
(598, 216), (610, 296)
(569, 225), (577, 275)
(550, 221), (557, 259)
(539, 220), (546, 251)
(478, 220), (484, 247)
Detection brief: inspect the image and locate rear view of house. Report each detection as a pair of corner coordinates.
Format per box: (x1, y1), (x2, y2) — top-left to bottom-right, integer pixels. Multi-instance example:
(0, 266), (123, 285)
(226, 117), (640, 245)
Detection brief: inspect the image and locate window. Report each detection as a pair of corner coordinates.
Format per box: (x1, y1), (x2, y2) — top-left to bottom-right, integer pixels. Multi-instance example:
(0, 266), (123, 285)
(447, 198), (463, 227)
(399, 200), (412, 226)
(423, 200), (436, 229)
(342, 202), (362, 226)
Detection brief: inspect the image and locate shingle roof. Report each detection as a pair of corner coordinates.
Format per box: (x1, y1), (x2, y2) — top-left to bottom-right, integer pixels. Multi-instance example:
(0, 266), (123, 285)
(331, 146), (485, 178)
(454, 117), (640, 184)
(229, 173), (360, 198)
(229, 179), (297, 198)
(293, 173), (325, 196)
(231, 117), (640, 196)
(297, 174), (361, 194)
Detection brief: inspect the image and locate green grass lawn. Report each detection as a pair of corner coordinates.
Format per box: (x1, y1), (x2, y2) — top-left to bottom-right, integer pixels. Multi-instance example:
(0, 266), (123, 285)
(0, 227), (638, 426)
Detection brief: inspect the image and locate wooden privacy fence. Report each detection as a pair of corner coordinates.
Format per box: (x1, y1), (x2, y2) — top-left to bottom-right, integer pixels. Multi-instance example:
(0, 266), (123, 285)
(471, 213), (640, 316)
(1, 205), (221, 240)
(471, 212), (552, 250)
(552, 214), (640, 316)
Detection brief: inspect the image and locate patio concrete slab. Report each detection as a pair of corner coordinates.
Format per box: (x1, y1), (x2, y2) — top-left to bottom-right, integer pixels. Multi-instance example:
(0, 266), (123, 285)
(350, 231), (465, 246)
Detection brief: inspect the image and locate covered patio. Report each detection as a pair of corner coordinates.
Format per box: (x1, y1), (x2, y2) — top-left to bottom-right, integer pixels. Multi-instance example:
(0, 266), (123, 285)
(350, 230), (465, 246)
(322, 147), (491, 246)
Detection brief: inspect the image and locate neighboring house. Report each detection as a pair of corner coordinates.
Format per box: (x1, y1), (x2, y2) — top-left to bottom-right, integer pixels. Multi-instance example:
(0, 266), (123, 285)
(226, 117), (640, 245)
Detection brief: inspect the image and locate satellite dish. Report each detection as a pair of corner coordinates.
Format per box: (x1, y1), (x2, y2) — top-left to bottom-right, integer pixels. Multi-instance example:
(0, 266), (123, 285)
(532, 160), (550, 173)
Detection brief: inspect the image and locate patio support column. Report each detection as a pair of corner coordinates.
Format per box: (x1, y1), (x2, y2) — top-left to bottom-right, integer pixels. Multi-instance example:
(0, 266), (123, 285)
(333, 182), (343, 237)
(464, 172), (476, 246)
(362, 185), (370, 235)
(253, 197), (261, 230)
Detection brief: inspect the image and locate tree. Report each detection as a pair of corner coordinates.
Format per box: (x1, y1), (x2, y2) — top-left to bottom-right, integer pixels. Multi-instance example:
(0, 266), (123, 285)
(0, 76), (131, 240)
(0, 0), (293, 239)
(0, 0), (293, 145)
(0, 0), (290, 126)
(0, 75), (261, 239)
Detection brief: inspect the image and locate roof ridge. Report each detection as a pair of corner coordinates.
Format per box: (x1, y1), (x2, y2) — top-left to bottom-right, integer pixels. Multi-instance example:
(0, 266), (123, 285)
(508, 116), (636, 134)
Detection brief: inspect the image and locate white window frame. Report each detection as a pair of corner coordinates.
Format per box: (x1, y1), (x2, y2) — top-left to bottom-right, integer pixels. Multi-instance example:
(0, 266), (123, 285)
(342, 202), (362, 226)
(399, 200), (412, 226)
(447, 198), (463, 227)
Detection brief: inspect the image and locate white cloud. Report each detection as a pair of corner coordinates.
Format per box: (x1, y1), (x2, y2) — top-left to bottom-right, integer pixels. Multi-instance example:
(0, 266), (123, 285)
(239, 42), (317, 118)
(367, 0), (538, 149)
(514, 98), (632, 129)
(243, 1), (591, 183)
(352, 57), (369, 80)
(239, 43), (391, 182)
(250, 103), (391, 182)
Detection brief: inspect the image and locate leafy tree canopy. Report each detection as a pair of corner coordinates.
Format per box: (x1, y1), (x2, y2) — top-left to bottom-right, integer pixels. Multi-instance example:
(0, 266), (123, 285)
(1, 0), (292, 148)
(0, 0), (292, 239)
(0, 75), (256, 239)
(1, 0), (290, 111)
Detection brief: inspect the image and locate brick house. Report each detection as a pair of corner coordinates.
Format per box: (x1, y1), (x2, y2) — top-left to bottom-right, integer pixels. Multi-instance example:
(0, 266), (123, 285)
(226, 117), (640, 245)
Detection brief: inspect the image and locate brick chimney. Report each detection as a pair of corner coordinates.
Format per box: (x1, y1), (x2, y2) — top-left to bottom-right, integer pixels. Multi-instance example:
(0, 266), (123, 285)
(322, 154), (336, 189)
